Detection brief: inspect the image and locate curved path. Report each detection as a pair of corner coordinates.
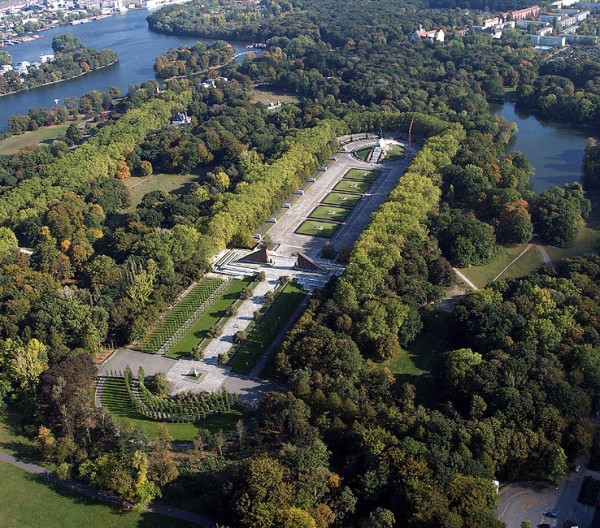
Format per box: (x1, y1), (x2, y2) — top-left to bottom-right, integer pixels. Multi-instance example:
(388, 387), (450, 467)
(0, 451), (214, 527)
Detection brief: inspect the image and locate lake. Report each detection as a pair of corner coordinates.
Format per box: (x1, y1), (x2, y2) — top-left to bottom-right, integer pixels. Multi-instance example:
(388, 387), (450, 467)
(0, 9), (249, 131)
(493, 102), (591, 193)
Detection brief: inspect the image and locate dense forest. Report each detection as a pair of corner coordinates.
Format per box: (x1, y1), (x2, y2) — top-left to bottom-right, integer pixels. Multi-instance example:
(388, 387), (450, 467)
(0, 0), (598, 525)
(0, 34), (118, 96)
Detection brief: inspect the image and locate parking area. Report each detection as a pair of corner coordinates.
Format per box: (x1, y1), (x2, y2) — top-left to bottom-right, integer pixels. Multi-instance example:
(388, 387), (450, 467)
(498, 469), (600, 528)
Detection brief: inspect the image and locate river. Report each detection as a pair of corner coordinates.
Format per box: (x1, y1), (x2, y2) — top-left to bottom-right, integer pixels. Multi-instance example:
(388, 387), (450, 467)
(0, 9), (249, 131)
(493, 102), (591, 193)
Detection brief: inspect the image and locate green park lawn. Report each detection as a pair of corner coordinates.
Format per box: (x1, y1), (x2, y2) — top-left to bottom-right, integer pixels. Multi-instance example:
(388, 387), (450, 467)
(309, 205), (350, 222)
(166, 278), (251, 359)
(0, 461), (194, 528)
(322, 191), (362, 207)
(101, 377), (249, 440)
(0, 124), (71, 155)
(123, 172), (202, 208)
(334, 179), (372, 194)
(344, 168), (381, 181)
(460, 243), (540, 289)
(546, 201), (600, 261)
(383, 144), (405, 160)
(355, 145), (373, 161)
(295, 219), (340, 238)
(229, 281), (307, 375)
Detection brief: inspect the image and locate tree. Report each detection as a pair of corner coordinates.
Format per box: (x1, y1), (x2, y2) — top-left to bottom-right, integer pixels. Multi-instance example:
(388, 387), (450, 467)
(0, 338), (48, 402)
(0, 227), (18, 261)
(115, 160), (131, 180)
(52, 34), (83, 53)
(152, 372), (170, 397)
(0, 50), (12, 66)
(531, 183), (591, 247)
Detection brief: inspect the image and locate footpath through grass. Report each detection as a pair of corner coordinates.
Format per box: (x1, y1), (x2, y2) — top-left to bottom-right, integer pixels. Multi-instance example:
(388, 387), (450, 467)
(229, 281), (307, 374)
(0, 461), (194, 528)
(167, 277), (250, 359)
(460, 243), (541, 289)
(101, 377), (248, 440)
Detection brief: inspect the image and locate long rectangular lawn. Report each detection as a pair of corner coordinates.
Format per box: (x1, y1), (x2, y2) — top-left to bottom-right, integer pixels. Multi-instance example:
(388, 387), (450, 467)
(344, 168), (381, 181)
(295, 220), (340, 238)
(322, 191), (362, 207)
(229, 281), (306, 374)
(167, 278), (251, 359)
(309, 205), (350, 221)
(334, 180), (372, 193)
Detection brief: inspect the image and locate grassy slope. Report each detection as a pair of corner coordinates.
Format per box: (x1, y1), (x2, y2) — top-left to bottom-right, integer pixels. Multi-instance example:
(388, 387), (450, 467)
(229, 281), (307, 374)
(0, 125), (70, 155)
(101, 378), (248, 440)
(355, 146), (372, 161)
(123, 173), (202, 208)
(0, 461), (194, 528)
(166, 278), (250, 359)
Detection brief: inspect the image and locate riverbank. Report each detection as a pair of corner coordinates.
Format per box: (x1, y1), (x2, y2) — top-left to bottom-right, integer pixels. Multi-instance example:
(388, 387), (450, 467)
(0, 60), (119, 99)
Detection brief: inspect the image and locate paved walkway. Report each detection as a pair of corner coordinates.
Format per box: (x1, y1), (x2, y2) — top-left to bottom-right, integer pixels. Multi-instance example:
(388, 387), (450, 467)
(0, 452), (214, 527)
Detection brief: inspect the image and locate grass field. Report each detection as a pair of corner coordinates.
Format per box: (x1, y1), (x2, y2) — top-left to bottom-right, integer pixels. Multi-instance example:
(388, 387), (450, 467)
(383, 144), (405, 160)
(123, 173), (202, 208)
(322, 191), (362, 207)
(309, 205), (350, 222)
(166, 278), (251, 359)
(229, 282), (306, 374)
(355, 146), (373, 161)
(0, 124), (71, 155)
(546, 201), (600, 262)
(0, 461), (194, 528)
(295, 219), (340, 238)
(101, 377), (248, 440)
(140, 278), (225, 353)
(344, 168), (381, 181)
(334, 180), (372, 194)
(460, 243), (540, 289)
(252, 86), (300, 105)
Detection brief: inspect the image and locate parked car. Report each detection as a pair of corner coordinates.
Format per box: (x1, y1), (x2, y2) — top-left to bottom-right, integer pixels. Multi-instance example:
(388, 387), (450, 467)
(574, 464), (581, 472)
(545, 512), (558, 518)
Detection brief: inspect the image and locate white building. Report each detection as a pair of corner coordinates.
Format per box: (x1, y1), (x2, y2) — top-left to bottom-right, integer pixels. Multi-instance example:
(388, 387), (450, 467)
(39, 53), (54, 63)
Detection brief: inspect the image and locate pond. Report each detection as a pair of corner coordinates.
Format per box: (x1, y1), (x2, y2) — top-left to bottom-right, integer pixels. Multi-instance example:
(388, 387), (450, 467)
(492, 102), (591, 193)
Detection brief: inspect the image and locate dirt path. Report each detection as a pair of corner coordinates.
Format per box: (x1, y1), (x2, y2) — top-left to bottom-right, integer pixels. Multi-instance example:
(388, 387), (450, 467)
(0, 451), (214, 527)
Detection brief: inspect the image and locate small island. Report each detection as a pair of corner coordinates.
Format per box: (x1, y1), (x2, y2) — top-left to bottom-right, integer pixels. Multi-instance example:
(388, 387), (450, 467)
(0, 34), (118, 96)
(154, 40), (235, 79)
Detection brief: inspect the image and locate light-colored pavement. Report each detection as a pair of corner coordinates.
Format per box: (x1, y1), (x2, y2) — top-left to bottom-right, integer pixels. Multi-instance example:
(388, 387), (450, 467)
(498, 465), (600, 528)
(535, 241), (553, 265)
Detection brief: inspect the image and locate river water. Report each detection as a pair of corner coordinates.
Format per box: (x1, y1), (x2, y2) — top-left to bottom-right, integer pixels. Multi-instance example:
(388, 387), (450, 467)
(0, 9), (248, 130)
(493, 102), (590, 193)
